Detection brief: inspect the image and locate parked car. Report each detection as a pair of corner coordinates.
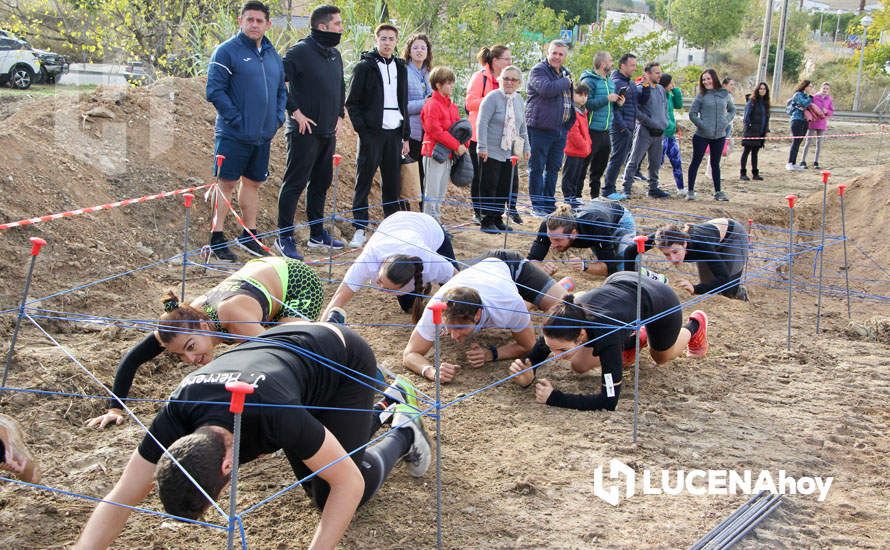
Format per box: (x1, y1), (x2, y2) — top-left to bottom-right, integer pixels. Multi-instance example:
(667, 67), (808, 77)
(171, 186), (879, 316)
(0, 30), (68, 86)
(0, 36), (40, 89)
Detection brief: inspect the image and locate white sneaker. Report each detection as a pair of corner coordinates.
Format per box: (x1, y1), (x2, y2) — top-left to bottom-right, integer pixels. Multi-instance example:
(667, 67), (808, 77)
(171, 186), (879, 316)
(676, 188), (688, 198)
(786, 163), (796, 171)
(348, 229), (366, 248)
(391, 404), (432, 477)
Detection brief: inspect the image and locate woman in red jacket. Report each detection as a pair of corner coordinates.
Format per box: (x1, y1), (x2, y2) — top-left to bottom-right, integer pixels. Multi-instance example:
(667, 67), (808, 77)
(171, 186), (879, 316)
(561, 82), (592, 208)
(465, 45), (520, 224)
(421, 66), (467, 222)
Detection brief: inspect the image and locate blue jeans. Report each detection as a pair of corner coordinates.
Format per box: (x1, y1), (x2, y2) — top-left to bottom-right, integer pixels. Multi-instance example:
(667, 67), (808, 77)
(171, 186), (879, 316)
(662, 136), (684, 189)
(527, 127), (566, 214)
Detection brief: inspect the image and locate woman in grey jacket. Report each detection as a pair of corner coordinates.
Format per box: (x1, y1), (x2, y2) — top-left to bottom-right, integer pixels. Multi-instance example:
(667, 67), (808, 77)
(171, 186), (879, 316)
(476, 66), (531, 233)
(403, 34), (433, 185)
(687, 69), (735, 202)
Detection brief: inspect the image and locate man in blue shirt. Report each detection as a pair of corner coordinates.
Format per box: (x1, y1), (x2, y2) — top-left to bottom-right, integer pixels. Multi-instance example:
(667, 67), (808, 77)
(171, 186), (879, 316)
(205, 1), (286, 261)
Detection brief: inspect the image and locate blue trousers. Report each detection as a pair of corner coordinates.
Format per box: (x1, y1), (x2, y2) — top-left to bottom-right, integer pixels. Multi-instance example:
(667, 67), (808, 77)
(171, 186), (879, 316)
(661, 136), (684, 189)
(527, 127), (567, 214)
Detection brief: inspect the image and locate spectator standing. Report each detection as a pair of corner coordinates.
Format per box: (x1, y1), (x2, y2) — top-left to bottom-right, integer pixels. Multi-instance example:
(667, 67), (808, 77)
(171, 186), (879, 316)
(205, 1), (286, 261)
(466, 46), (514, 223)
(579, 51), (624, 199)
(476, 66), (531, 233)
(786, 80), (813, 171)
(800, 81), (834, 169)
(526, 40), (574, 216)
(403, 34), (433, 188)
(345, 23), (410, 248)
(276, 5), (346, 260)
(659, 73), (685, 196)
(601, 53), (649, 201)
(560, 82), (592, 208)
(621, 62), (670, 199)
(686, 69), (735, 201)
(740, 82), (770, 181)
(420, 66), (467, 222)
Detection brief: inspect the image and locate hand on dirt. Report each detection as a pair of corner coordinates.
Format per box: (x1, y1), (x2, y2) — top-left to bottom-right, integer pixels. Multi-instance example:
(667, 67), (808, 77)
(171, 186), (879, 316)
(466, 343), (488, 368)
(568, 256), (586, 272)
(86, 409), (126, 429)
(509, 359), (534, 387)
(534, 379), (555, 404)
(438, 362), (462, 383)
(677, 278), (695, 294)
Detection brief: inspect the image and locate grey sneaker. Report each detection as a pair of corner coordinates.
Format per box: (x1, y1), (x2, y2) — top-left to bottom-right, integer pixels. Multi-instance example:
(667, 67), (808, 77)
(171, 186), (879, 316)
(686, 191), (697, 201)
(392, 404), (431, 477)
(714, 191), (729, 201)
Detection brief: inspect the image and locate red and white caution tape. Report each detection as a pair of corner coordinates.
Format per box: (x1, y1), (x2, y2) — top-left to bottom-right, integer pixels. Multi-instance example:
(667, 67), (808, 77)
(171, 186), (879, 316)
(0, 183), (212, 231)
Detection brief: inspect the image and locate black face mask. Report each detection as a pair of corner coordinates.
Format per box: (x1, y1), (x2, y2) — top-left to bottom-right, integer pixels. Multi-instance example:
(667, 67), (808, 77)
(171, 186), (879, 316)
(311, 28), (341, 48)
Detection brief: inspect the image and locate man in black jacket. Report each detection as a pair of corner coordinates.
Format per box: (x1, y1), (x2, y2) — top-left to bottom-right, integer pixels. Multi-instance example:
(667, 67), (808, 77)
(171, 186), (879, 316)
(276, 5), (346, 260)
(345, 23), (410, 248)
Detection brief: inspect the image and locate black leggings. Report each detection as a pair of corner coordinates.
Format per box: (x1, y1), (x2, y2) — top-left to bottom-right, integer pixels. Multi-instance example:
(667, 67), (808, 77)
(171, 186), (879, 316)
(285, 329), (409, 509)
(788, 119), (808, 164)
(740, 146), (759, 172)
(688, 135), (725, 193)
(478, 249), (555, 307)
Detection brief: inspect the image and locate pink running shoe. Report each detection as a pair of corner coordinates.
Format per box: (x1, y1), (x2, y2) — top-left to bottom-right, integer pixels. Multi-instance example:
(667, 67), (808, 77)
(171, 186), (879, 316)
(686, 310), (709, 358)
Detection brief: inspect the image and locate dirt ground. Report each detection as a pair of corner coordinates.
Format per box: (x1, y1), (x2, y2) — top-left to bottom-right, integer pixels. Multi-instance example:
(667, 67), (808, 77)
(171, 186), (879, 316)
(1, 78), (889, 549)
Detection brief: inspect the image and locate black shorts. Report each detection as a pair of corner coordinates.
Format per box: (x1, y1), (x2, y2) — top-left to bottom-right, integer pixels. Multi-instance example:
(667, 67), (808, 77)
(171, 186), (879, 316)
(642, 282), (683, 352)
(482, 249), (555, 307)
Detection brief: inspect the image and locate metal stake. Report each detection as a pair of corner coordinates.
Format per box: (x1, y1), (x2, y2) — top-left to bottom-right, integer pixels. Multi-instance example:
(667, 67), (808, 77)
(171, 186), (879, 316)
(2, 237), (46, 388)
(180, 193), (194, 302)
(816, 171), (830, 333)
(427, 301), (447, 550)
(632, 235), (648, 443)
(786, 195), (796, 351)
(225, 381), (255, 550)
(328, 154), (343, 283)
(838, 184), (852, 318)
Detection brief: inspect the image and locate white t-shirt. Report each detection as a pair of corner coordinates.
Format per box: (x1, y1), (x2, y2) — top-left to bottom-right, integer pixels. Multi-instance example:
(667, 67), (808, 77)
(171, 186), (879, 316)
(414, 258), (531, 342)
(342, 212), (454, 293)
(377, 58), (403, 130)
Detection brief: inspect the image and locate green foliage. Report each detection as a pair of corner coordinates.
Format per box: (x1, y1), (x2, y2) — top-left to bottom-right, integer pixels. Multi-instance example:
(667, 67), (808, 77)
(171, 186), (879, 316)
(668, 0), (750, 59)
(540, 0), (599, 24)
(808, 11), (856, 36)
(810, 58), (890, 111)
(674, 64), (705, 96)
(564, 18), (674, 78)
(751, 43), (803, 82)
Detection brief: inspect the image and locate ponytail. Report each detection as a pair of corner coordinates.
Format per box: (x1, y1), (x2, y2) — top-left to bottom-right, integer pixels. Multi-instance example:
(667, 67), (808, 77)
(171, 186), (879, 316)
(383, 255), (430, 323)
(157, 290), (209, 344)
(542, 293), (588, 341)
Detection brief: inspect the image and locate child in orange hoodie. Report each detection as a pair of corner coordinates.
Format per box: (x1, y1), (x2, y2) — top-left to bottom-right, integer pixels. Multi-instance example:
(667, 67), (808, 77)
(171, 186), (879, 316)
(561, 82), (592, 208)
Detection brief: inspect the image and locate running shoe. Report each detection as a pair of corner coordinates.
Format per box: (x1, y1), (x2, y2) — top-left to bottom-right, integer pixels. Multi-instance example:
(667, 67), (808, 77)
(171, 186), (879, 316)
(686, 310), (709, 358)
(676, 188), (688, 198)
(307, 231), (345, 250)
(348, 229), (366, 248)
(714, 191), (730, 202)
(606, 192), (628, 201)
(236, 231), (270, 257)
(648, 188), (671, 199)
(509, 211), (524, 225)
(392, 404), (432, 477)
(275, 235), (304, 261)
(622, 326), (648, 366)
(209, 234), (238, 262)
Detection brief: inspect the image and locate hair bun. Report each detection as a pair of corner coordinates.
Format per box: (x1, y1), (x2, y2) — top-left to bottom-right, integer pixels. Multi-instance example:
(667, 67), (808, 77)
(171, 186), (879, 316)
(564, 293), (575, 304)
(162, 292), (180, 312)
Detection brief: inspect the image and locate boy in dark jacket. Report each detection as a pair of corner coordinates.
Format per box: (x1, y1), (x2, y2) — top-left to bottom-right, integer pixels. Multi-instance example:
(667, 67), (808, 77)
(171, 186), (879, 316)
(561, 83), (592, 208)
(205, 1), (286, 261)
(345, 23), (409, 248)
(601, 53), (649, 200)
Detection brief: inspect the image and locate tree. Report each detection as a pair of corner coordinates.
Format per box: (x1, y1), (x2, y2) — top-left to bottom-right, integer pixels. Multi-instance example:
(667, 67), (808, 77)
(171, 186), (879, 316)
(565, 18), (673, 78)
(668, 0), (750, 62)
(540, 0), (598, 24)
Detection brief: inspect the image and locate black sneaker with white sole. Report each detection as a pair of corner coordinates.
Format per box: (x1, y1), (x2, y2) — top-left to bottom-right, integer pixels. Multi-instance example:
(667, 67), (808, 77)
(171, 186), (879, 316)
(209, 233), (238, 262)
(307, 231), (345, 250)
(236, 230), (270, 257)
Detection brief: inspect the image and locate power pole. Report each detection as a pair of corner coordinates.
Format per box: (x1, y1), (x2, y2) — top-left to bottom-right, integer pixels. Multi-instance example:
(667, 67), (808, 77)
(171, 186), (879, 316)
(772, 0), (791, 95)
(757, 0), (775, 84)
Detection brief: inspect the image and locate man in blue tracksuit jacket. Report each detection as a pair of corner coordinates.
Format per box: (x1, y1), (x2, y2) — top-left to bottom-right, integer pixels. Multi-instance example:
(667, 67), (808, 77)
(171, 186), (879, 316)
(601, 53), (649, 200)
(205, 1), (286, 261)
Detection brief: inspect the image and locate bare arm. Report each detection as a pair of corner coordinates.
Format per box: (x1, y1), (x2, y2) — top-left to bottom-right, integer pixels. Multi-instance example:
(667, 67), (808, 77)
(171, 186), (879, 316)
(403, 329), (461, 382)
(75, 450), (156, 549)
(304, 429), (365, 550)
(502, 327), (536, 360)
